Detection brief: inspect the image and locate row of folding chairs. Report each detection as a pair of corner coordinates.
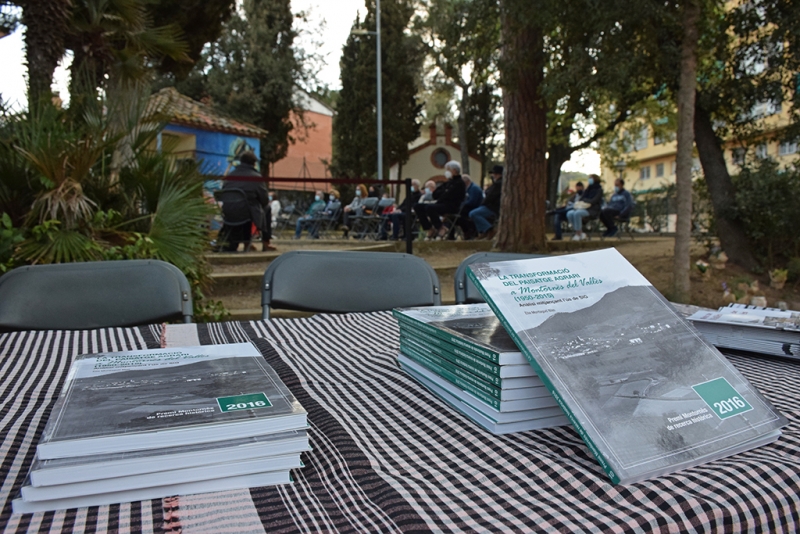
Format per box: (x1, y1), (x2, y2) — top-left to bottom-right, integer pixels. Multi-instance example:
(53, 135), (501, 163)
(0, 252), (545, 331)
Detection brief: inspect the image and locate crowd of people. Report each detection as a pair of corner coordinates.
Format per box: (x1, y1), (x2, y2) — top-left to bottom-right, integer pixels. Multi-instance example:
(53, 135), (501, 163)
(214, 151), (633, 251)
(553, 174), (634, 241)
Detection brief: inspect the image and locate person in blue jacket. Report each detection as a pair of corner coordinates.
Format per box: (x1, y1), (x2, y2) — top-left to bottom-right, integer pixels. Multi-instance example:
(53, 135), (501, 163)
(600, 178), (634, 237)
(452, 174), (484, 240)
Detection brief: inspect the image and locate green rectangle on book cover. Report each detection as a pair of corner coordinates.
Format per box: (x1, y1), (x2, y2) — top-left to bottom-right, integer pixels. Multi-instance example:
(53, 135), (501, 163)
(217, 392), (272, 413)
(692, 378), (753, 420)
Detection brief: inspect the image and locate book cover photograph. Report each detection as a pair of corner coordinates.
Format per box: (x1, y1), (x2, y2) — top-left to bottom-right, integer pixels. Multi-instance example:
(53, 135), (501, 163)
(38, 342), (307, 458)
(394, 304), (527, 364)
(468, 248), (787, 484)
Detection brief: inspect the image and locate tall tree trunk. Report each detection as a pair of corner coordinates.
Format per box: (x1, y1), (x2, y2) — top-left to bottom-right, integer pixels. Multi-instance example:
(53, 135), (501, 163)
(22, 0), (72, 107)
(496, 1), (547, 252)
(673, 0), (700, 303)
(694, 100), (759, 270)
(458, 85), (471, 174)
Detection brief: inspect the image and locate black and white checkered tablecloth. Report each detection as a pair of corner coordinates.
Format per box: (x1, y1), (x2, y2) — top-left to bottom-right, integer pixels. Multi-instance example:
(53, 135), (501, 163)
(2, 312), (799, 533)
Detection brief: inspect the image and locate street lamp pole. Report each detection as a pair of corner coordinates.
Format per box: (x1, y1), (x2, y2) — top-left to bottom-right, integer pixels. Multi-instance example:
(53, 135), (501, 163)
(351, 3), (383, 181)
(376, 0), (383, 181)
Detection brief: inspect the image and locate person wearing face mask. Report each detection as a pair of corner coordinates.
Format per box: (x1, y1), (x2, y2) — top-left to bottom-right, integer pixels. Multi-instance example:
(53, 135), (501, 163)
(293, 190), (327, 239)
(419, 180), (437, 203)
(469, 165), (503, 240)
(379, 179), (421, 240)
(600, 178), (634, 238)
(566, 174), (604, 241)
(341, 184), (368, 238)
(218, 151), (276, 252)
(413, 161), (466, 240)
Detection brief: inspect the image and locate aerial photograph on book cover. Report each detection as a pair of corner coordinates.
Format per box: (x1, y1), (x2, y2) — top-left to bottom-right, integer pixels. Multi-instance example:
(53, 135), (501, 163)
(46, 345), (301, 443)
(469, 249), (786, 478)
(398, 305), (519, 352)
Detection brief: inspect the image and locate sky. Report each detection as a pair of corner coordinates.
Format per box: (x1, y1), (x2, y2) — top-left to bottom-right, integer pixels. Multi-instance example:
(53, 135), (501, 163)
(0, 0), (599, 174)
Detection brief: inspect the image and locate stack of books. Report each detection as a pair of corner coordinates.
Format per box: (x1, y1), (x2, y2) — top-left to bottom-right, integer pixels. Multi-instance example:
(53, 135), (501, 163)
(466, 249), (787, 484)
(13, 343), (309, 513)
(393, 304), (569, 434)
(688, 303), (800, 360)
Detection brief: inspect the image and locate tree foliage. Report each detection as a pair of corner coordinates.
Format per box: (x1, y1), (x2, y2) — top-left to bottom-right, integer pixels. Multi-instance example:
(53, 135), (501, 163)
(168, 0), (304, 169)
(331, 0), (424, 178)
(146, 0), (235, 78)
(418, 0), (500, 174)
(0, 96), (223, 318)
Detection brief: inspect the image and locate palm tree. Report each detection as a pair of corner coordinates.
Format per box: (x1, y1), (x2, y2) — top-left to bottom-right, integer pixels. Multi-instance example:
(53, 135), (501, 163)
(18, 0), (72, 106)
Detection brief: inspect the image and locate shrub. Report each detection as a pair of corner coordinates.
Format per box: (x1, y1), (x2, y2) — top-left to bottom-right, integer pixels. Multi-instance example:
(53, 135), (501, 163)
(732, 159), (800, 268)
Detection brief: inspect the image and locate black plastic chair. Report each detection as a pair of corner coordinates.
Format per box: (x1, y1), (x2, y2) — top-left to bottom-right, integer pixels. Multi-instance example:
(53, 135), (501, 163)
(0, 260), (193, 332)
(454, 252), (547, 304)
(309, 202), (342, 237)
(213, 188), (251, 227)
(349, 197), (380, 239)
(261, 251), (441, 319)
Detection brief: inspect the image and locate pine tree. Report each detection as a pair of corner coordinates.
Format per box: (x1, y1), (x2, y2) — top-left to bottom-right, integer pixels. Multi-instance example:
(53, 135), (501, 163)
(331, 0), (423, 179)
(174, 0), (301, 169)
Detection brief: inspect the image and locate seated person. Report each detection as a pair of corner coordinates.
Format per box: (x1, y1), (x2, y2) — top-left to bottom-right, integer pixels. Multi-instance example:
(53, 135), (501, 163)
(453, 174), (484, 240)
(469, 165), (503, 240)
(269, 191), (281, 228)
(293, 190), (327, 239)
(413, 161), (466, 240)
(342, 184), (368, 238)
(307, 190), (341, 238)
(218, 151), (275, 252)
(552, 181), (585, 241)
(379, 179), (421, 240)
(565, 174), (603, 241)
(419, 180), (437, 203)
(600, 178), (634, 237)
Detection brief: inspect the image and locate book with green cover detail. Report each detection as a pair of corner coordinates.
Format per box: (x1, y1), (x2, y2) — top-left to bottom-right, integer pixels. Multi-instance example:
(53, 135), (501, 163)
(467, 248), (787, 484)
(392, 305), (528, 365)
(36, 343), (307, 460)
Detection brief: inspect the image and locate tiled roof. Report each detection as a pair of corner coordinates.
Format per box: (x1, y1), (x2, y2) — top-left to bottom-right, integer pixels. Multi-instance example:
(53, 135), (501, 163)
(148, 87), (267, 138)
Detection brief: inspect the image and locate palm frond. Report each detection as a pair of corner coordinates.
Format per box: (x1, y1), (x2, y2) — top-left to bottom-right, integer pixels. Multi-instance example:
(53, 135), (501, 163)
(145, 180), (213, 271)
(17, 222), (103, 264)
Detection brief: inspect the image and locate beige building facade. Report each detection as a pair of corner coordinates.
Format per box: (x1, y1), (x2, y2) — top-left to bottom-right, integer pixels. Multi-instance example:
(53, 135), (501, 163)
(389, 122), (481, 186)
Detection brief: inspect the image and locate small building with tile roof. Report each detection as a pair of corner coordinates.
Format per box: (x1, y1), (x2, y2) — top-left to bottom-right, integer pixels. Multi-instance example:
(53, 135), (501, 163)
(388, 120), (481, 187)
(148, 87), (266, 178)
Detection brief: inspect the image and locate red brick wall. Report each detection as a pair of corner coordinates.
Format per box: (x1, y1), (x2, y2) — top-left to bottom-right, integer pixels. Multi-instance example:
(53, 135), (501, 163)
(270, 110), (332, 190)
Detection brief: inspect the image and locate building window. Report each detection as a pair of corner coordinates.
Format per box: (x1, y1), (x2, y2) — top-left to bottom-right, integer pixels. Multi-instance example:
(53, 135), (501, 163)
(654, 135), (663, 146)
(655, 163), (664, 177)
(671, 161), (677, 175)
(640, 166), (651, 180)
(756, 144), (768, 159)
(732, 148), (746, 165)
(779, 140), (798, 156)
(634, 128), (648, 151)
(431, 148), (450, 168)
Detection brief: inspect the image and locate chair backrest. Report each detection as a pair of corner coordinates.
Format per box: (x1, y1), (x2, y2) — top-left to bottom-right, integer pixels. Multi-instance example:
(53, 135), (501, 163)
(214, 188), (250, 225)
(454, 252), (547, 304)
(324, 202), (342, 216)
(360, 197), (379, 212)
(261, 251), (441, 319)
(0, 260), (193, 332)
